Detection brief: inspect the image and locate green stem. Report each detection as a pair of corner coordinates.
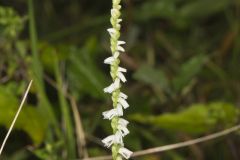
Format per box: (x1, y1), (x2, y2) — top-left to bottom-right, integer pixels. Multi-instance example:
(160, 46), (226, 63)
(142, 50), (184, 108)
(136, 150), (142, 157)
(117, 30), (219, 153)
(28, 0), (60, 135)
(109, 0), (123, 159)
(54, 58), (76, 158)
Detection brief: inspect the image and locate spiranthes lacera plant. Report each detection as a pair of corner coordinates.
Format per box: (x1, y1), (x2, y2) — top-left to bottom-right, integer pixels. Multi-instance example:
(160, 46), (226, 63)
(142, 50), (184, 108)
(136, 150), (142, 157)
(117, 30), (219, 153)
(102, 0), (133, 159)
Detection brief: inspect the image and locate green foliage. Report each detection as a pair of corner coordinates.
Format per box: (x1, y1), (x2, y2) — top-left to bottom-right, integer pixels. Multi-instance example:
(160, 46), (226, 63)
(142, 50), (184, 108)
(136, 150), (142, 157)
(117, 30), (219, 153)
(0, 6), (24, 39)
(0, 86), (48, 145)
(136, 0), (177, 21)
(173, 54), (207, 92)
(54, 56), (76, 158)
(134, 65), (169, 92)
(135, 0), (232, 28)
(179, 0), (230, 20)
(131, 102), (239, 134)
(67, 37), (107, 99)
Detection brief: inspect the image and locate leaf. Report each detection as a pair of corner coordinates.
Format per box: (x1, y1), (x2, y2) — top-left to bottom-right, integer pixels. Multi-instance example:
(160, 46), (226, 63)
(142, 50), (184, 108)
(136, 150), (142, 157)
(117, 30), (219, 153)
(0, 86), (48, 145)
(0, 6), (24, 39)
(134, 65), (169, 92)
(179, 0), (231, 20)
(67, 37), (107, 99)
(130, 102), (239, 134)
(135, 0), (177, 21)
(172, 54), (207, 92)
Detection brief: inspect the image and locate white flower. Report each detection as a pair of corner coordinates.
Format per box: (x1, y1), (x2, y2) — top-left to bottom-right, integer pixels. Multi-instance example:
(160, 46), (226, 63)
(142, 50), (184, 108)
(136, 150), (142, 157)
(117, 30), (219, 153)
(111, 9), (117, 17)
(119, 147), (133, 159)
(102, 109), (118, 120)
(116, 40), (126, 52)
(104, 56), (115, 64)
(107, 28), (117, 36)
(104, 52), (121, 65)
(114, 131), (124, 145)
(118, 97), (129, 109)
(103, 78), (120, 93)
(118, 41), (126, 45)
(116, 104), (123, 116)
(118, 67), (127, 73)
(117, 67), (127, 83)
(102, 131), (124, 148)
(102, 104), (123, 120)
(102, 134), (115, 148)
(117, 119), (129, 137)
(111, 8), (120, 18)
(113, 78), (120, 89)
(117, 45), (125, 52)
(118, 118), (129, 126)
(117, 19), (122, 23)
(119, 92), (128, 99)
(117, 123), (129, 136)
(104, 83), (115, 93)
(118, 71), (126, 82)
(113, 51), (120, 58)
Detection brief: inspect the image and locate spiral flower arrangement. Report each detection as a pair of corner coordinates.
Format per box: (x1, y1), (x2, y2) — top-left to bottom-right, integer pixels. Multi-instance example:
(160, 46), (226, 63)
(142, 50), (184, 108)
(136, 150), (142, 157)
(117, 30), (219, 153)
(101, 0), (132, 159)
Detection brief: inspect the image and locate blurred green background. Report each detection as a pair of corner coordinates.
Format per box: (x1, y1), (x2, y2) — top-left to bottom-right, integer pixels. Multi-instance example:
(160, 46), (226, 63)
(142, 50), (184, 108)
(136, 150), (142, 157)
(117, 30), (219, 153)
(0, 0), (240, 159)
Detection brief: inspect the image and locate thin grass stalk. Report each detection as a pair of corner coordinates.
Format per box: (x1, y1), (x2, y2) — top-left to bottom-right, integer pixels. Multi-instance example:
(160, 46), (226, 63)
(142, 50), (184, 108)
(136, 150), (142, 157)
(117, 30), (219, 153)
(28, 0), (59, 133)
(54, 57), (76, 158)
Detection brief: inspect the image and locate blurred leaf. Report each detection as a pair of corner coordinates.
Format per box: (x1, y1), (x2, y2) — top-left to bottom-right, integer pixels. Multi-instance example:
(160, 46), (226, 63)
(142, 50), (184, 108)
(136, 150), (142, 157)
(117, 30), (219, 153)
(0, 6), (24, 39)
(39, 43), (58, 73)
(68, 37), (107, 99)
(8, 149), (29, 160)
(134, 65), (169, 92)
(130, 102), (239, 134)
(34, 141), (63, 160)
(179, 0), (230, 20)
(173, 54), (207, 92)
(88, 147), (107, 157)
(38, 42), (70, 73)
(135, 0), (177, 21)
(174, 0), (231, 27)
(28, 0), (58, 129)
(54, 57), (76, 158)
(0, 85), (48, 145)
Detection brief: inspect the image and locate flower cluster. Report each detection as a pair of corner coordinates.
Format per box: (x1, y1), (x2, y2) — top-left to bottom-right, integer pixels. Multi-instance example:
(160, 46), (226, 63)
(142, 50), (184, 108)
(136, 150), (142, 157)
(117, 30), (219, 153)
(102, 0), (132, 159)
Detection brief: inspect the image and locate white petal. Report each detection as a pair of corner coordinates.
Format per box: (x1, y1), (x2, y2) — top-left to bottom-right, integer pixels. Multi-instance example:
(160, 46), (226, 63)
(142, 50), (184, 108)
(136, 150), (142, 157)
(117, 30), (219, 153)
(102, 132), (125, 148)
(118, 118), (129, 126)
(113, 78), (120, 89)
(116, 104), (123, 116)
(114, 131), (123, 145)
(107, 28), (116, 34)
(118, 97), (129, 109)
(118, 67), (127, 72)
(104, 83), (115, 93)
(104, 79), (120, 93)
(111, 9), (118, 17)
(107, 28), (116, 36)
(118, 72), (126, 83)
(117, 19), (122, 23)
(119, 92), (128, 99)
(118, 41), (126, 45)
(102, 135), (114, 148)
(104, 56), (115, 64)
(116, 24), (121, 29)
(117, 125), (129, 136)
(119, 147), (133, 159)
(102, 109), (118, 120)
(113, 52), (120, 58)
(117, 45), (125, 52)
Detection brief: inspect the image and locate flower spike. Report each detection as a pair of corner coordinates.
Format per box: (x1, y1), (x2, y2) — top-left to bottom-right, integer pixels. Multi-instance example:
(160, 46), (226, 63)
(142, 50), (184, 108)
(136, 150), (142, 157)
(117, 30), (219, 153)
(102, 0), (132, 159)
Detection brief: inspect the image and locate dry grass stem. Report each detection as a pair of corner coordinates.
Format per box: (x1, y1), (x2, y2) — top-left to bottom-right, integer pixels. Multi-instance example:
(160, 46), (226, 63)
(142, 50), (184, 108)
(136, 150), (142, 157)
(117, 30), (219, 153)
(0, 80), (33, 157)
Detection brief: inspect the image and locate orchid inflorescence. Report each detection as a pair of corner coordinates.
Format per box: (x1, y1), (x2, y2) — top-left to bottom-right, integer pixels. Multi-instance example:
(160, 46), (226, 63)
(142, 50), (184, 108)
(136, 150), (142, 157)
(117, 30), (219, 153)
(102, 0), (132, 159)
